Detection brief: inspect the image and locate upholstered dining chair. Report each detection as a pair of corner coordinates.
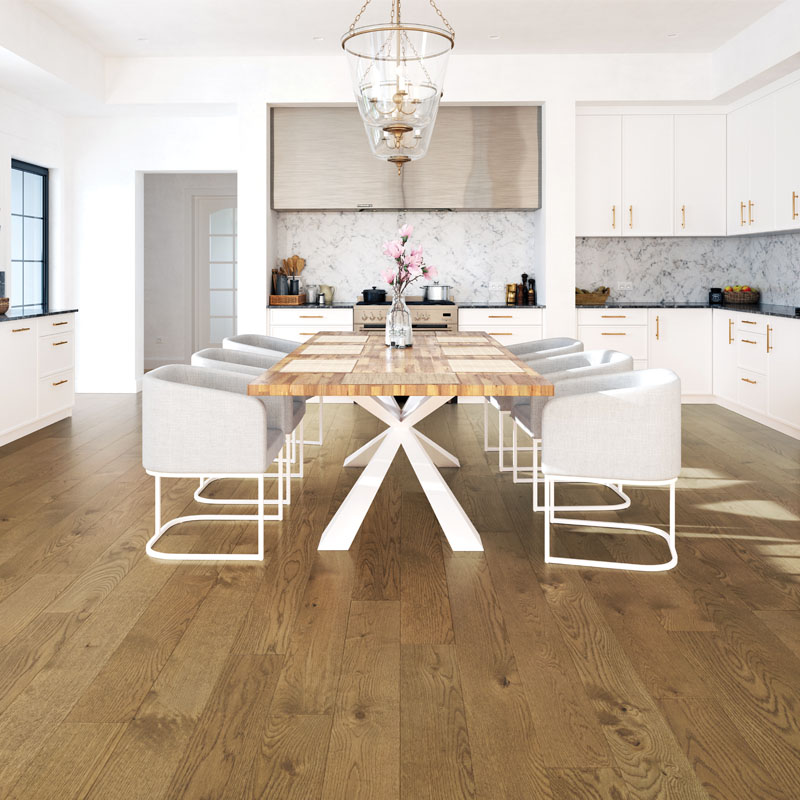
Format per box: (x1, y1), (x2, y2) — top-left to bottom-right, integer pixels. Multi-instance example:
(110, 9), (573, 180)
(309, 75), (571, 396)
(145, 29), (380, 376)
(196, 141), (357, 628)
(142, 365), (287, 561)
(485, 336), (583, 468)
(192, 347), (306, 496)
(223, 333), (324, 447)
(504, 349), (632, 482)
(540, 368), (681, 572)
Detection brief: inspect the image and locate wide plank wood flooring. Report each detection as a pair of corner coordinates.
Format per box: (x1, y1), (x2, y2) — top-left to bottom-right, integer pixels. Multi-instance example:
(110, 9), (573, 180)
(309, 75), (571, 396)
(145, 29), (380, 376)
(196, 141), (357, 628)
(0, 394), (798, 799)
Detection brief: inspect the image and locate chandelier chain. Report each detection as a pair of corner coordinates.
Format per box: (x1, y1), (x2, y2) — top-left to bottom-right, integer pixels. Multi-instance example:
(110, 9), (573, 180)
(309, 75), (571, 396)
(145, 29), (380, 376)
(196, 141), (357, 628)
(348, 0), (374, 32)
(429, 0), (455, 36)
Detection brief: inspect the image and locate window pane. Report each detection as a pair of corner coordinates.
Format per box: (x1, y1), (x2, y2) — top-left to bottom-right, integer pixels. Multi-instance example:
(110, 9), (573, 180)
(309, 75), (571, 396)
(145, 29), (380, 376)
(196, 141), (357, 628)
(210, 290), (234, 317)
(11, 169), (23, 215)
(210, 262), (233, 289)
(209, 317), (234, 344)
(11, 262), (23, 306)
(23, 262), (43, 306)
(23, 217), (43, 261)
(23, 172), (44, 218)
(209, 207), (234, 235)
(209, 235), (234, 262)
(11, 216), (23, 260)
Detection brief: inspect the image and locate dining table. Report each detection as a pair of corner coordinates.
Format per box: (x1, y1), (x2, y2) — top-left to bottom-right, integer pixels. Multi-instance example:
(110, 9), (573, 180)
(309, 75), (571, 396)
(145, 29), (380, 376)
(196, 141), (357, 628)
(247, 330), (554, 552)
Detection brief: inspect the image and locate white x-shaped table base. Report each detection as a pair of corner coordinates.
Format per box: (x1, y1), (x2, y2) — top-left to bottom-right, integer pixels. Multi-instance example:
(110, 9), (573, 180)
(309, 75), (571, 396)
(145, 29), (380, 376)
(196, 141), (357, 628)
(317, 395), (484, 552)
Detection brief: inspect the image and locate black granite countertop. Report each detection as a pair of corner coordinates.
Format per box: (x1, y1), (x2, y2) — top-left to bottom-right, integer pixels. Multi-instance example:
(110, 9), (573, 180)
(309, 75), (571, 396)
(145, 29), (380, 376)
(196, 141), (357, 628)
(268, 303), (355, 309)
(0, 306), (78, 323)
(457, 303), (546, 309)
(576, 301), (799, 319)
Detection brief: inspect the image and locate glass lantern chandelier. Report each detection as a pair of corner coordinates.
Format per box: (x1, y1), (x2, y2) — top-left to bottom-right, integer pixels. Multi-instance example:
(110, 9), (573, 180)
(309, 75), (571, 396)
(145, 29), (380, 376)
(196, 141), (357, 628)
(342, 0), (455, 175)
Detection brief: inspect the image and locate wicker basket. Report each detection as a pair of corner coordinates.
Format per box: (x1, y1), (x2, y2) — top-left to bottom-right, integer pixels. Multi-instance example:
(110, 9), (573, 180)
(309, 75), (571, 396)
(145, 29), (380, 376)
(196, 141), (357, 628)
(723, 290), (760, 305)
(0, 298), (9, 315)
(269, 293), (308, 306)
(575, 290), (611, 306)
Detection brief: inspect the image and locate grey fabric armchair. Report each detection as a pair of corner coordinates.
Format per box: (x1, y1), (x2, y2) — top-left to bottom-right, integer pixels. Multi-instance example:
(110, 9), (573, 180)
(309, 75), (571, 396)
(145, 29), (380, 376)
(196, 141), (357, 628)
(485, 337), (583, 462)
(540, 368), (682, 571)
(142, 365), (287, 561)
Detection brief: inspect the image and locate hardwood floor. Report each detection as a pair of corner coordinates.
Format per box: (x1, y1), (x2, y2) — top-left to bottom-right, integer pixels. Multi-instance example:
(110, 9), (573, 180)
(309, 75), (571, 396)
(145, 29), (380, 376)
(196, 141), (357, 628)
(0, 395), (798, 799)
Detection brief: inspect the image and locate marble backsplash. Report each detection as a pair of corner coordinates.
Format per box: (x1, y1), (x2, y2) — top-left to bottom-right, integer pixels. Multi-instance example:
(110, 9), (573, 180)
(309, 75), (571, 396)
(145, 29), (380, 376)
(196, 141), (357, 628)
(275, 211), (536, 303)
(577, 232), (800, 305)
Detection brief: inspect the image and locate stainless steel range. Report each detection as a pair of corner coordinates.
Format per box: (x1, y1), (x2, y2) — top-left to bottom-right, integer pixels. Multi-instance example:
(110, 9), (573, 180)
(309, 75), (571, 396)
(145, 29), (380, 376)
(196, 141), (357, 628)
(354, 300), (457, 334)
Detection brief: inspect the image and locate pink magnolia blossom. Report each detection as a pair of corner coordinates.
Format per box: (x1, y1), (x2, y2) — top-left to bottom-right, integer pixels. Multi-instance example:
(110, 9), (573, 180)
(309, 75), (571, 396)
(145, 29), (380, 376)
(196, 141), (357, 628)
(424, 263), (438, 280)
(382, 240), (404, 260)
(380, 268), (396, 285)
(407, 262), (423, 278)
(398, 224), (414, 239)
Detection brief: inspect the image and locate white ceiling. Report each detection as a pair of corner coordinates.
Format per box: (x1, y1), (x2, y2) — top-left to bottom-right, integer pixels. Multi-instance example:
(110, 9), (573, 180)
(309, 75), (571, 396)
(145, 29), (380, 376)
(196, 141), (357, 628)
(26, 0), (784, 57)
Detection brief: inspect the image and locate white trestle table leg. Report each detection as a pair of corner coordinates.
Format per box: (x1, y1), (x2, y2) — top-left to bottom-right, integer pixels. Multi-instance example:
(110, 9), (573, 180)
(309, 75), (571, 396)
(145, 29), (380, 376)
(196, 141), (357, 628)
(318, 395), (481, 552)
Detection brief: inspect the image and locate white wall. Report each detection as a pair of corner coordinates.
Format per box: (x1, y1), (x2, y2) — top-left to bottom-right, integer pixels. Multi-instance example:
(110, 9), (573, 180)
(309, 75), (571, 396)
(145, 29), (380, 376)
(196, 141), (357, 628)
(143, 172), (237, 369)
(65, 114), (238, 392)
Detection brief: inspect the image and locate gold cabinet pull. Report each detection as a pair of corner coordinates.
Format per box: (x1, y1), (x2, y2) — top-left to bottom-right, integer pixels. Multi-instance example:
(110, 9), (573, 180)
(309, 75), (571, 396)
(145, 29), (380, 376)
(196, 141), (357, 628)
(11, 327), (31, 333)
(611, 205), (616, 229)
(767, 325), (773, 353)
(52, 379), (69, 387)
(728, 318), (734, 344)
(488, 315), (513, 319)
(655, 315), (660, 340)
(629, 205), (633, 229)
(793, 192), (799, 220)
(52, 341), (69, 347)
(741, 338), (757, 344)
(52, 321), (69, 326)
(299, 332), (316, 336)
(741, 377), (757, 385)
(748, 200), (755, 225)
(681, 205), (686, 229)
(601, 332), (626, 336)
(741, 319), (756, 325)
(740, 201), (746, 226)
(488, 332), (512, 335)
(601, 314), (627, 318)
(299, 315), (324, 319)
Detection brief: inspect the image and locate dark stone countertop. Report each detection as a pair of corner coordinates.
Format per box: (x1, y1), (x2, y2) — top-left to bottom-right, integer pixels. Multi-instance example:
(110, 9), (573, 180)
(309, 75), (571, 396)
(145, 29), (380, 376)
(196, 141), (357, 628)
(457, 303), (546, 309)
(0, 306), (78, 323)
(576, 301), (799, 319)
(268, 303), (355, 309)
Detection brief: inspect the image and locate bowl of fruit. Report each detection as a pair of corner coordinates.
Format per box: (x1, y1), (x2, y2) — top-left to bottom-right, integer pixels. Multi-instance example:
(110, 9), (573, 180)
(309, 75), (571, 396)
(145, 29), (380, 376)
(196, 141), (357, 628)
(723, 284), (760, 305)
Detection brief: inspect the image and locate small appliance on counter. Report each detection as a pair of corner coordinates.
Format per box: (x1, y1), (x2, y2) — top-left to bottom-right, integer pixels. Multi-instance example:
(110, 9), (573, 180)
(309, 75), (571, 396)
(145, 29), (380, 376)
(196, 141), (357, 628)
(708, 288), (724, 305)
(362, 286), (387, 303)
(319, 284), (335, 305)
(423, 282), (452, 302)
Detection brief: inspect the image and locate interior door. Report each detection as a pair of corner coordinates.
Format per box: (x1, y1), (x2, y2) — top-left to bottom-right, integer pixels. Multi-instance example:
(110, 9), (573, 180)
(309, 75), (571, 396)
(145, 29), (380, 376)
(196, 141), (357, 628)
(194, 196), (237, 349)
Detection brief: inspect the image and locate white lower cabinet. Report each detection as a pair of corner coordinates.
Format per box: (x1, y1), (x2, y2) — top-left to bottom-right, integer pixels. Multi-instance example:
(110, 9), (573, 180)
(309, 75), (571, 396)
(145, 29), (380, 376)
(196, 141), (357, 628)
(268, 307), (354, 343)
(766, 316), (800, 430)
(647, 309), (712, 395)
(712, 309), (738, 402)
(458, 307), (543, 346)
(0, 313), (76, 447)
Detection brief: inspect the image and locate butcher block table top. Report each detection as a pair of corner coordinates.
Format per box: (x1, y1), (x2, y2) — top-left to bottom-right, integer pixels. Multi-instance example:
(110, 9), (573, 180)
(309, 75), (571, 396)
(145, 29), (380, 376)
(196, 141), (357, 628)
(247, 331), (554, 398)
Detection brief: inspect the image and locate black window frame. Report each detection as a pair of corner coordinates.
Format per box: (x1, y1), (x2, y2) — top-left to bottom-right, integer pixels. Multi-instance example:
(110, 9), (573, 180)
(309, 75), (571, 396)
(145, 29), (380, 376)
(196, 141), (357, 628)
(10, 158), (49, 310)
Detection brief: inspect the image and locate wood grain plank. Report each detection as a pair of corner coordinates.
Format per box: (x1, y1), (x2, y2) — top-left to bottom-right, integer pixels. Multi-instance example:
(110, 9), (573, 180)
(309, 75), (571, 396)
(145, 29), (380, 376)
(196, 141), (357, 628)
(400, 644), (476, 800)
(754, 610), (800, 661)
(322, 601), (400, 800)
(0, 573), (75, 647)
(546, 768), (632, 800)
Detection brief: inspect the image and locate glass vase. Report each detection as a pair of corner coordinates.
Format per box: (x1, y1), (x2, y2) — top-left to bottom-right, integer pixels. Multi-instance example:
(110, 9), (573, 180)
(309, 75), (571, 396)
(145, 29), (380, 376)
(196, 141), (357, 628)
(385, 290), (413, 348)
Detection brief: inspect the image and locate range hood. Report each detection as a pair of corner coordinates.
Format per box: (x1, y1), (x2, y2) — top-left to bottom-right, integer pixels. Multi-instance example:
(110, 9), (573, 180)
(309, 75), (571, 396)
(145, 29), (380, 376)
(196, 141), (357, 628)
(271, 106), (541, 211)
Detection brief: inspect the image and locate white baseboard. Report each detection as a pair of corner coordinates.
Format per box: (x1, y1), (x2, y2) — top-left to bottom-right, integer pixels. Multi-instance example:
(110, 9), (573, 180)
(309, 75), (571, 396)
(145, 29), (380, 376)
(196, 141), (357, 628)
(715, 398), (800, 440)
(0, 409), (73, 448)
(681, 395), (715, 404)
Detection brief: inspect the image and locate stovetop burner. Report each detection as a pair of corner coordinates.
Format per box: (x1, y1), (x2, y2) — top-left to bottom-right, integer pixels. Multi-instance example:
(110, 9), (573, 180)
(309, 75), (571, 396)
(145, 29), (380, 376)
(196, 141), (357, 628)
(356, 299), (456, 306)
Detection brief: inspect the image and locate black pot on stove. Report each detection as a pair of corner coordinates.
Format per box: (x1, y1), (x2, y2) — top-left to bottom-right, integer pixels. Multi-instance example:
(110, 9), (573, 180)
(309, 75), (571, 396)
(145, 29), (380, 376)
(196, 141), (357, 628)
(362, 286), (387, 303)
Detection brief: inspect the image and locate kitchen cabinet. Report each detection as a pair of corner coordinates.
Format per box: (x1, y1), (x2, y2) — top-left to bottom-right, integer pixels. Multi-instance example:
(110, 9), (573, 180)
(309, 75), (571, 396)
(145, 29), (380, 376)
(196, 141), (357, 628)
(268, 307), (354, 343)
(458, 307), (542, 345)
(712, 308), (739, 403)
(648, 309), (712, 395)
(774, 80), (800, 231)
(674, 115), (727, 236)
(576, 115), (622, 236)
(767, 316), (800, 430)
(0, 323), (38, 435)
(727, 94), (776, 234)
(622, 115), (674, 236)
(577, 308), (648, 369)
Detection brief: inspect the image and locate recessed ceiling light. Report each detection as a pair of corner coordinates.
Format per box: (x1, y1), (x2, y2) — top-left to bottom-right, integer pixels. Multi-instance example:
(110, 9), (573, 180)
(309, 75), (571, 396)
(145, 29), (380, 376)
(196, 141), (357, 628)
(488, 34), (501, 40)
(666, 33), (679, 38)
(137, 36), (148, 42)
(312, 36), (325, 41)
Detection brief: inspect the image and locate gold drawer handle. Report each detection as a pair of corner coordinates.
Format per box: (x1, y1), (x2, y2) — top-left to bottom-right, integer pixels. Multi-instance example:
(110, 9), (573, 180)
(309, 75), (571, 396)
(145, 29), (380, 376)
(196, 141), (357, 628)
(601, 332), (626, 336)
(767, 325), (773, 353)
(741, 319), (756, 325)
(741, 339), (757, 345)
(52, 340), (69, 346)
(52, 379), (69, 387)
(488, 315), (513, 318)
(655, 315), (660, 340)
(728, 318), (734, 344)
(489, 332), (512, 335)
(300, 332), (316, 336)
(601, 315), (626, 318)
(12, 327), (31, 333)
(52, 321), (69, 326)
(299, 315), (324, 318)
(741, 377), (757, 385)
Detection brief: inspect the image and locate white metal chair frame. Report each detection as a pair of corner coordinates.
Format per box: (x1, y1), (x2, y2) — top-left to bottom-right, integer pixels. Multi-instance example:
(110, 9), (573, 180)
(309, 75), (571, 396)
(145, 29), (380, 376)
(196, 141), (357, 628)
(543, 475), (678, 572)
(146, 454), (286, 562)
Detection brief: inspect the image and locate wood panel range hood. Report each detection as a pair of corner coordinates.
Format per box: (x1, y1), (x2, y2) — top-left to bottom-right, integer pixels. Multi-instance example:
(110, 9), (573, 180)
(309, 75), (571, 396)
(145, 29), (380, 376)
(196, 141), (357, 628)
(271, 106), (541, 211)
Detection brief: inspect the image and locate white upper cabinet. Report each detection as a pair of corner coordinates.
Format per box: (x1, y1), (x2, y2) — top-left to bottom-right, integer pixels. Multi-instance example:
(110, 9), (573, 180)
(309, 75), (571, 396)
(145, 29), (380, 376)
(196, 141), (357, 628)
(622, 115), (674, 236)
(576, 115), (622, 236)
(774, 80), (800, 232)
(674, 116), (727, 236)
(727, 93), (776, 234)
